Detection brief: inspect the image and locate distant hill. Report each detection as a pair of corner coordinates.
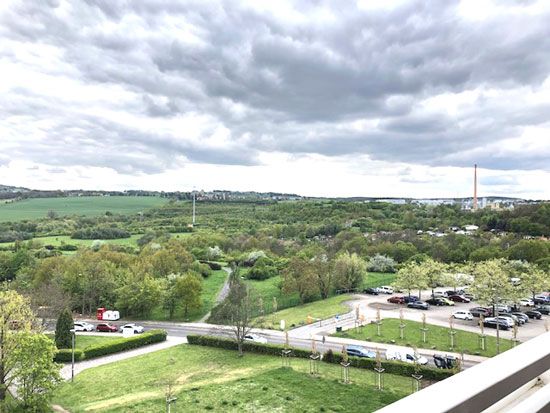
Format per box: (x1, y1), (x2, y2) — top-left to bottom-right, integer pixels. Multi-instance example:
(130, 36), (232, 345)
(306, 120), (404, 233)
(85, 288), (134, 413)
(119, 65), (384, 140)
(0, 184), (30, 193)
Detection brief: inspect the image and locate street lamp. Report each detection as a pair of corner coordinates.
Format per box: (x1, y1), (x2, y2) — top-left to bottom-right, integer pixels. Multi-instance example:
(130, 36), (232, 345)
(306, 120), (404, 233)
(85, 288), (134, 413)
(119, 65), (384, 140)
(70, 328), (76, 383)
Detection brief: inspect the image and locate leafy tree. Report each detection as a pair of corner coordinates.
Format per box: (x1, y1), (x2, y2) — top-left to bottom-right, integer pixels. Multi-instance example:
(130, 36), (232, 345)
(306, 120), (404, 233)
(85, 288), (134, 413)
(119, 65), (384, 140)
(282, 257), (319, 303)
(312, 255), (333, 299)
(0, 290), (34, 402)
(507, 240), (549, 263)
(366, 254), (396, 273)
(515, 263), (549, 301)
(54, 308), (73, 349)
(8, 333), (60, 412)
(116, 274), (162, 317)
(469, 259), (516, 353)
(176, 272), (203, 318)
(393, 261), (428, 298)
(333, 252), (365, 291)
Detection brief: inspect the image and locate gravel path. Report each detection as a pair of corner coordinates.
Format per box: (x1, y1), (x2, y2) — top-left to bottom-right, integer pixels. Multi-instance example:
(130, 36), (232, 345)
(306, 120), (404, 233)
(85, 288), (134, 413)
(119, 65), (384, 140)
(59, 336), (187, 380)
(198, 266), (232, 322)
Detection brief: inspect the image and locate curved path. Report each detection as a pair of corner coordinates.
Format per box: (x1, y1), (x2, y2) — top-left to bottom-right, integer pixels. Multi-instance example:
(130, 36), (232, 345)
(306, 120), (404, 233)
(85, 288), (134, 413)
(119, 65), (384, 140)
(198, 266), (232, 322)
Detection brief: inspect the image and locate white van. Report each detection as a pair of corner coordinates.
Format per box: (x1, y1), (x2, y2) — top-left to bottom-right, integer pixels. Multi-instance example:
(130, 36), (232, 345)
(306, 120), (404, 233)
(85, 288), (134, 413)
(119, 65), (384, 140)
(378, 286), (394, 294)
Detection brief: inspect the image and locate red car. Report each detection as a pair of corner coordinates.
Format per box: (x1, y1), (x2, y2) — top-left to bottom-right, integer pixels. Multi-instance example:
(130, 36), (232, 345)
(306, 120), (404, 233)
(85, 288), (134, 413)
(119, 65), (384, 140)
(387, 296), (405, 304)
(448, 295), (471, 303)
(96, 323), (118, 332)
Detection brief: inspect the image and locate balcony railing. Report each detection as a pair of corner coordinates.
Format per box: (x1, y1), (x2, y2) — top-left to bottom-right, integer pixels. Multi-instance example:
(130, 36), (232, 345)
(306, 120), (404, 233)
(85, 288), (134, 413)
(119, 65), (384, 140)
(376, 331), (550, 412)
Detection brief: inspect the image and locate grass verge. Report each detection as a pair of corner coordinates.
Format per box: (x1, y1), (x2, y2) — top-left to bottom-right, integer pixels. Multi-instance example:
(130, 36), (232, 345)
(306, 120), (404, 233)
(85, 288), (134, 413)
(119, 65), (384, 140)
(333, 318), (514, 357)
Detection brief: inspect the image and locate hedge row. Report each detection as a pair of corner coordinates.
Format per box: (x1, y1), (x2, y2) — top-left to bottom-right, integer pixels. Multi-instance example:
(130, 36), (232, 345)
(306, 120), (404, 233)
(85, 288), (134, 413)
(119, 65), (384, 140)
(54, 329), (167, 362)
(187, 335), (454, 381)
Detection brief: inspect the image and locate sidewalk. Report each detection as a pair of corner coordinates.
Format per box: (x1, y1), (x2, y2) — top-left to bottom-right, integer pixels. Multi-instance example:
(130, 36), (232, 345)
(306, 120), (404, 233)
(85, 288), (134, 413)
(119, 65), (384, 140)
(59, 336), (186, 380)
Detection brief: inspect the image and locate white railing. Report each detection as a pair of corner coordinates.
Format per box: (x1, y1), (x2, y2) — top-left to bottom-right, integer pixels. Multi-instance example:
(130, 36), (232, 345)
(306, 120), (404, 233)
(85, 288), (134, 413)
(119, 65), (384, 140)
(376, 331), (550, 413)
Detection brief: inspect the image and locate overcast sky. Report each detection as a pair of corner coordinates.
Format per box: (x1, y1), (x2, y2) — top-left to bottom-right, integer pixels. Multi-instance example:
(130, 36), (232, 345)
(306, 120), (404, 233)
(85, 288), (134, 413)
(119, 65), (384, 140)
(1, 0), (549, 199)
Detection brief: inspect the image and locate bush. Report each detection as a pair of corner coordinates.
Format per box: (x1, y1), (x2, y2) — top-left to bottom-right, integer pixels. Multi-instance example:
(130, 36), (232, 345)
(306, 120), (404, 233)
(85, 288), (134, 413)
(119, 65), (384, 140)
(187, 335), (453, 381)
(83, 329), (167, 359)
(200, 260), (222, 270)
(54, 348), (84, 363)
(367, 254), (396, 273)
(71, 227), (131, 240)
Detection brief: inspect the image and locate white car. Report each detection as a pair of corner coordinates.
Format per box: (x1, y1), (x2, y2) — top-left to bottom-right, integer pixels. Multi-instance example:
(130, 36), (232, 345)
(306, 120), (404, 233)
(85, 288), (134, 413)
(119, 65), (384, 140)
(452, 310), (473, 320)
(120, 323), (144, 334)
(73, 322), (94, 332)
(519, 299), (534, 307)
(244, 334), (268, 344)
(385, 349), (428, 365)
(378, 286), (394, 294)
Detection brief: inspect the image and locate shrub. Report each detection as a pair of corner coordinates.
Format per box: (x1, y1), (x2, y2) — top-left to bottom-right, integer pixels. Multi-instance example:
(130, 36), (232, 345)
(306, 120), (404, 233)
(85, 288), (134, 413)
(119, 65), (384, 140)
(83, 329), (167, 359)
(71, 227), (131, 240)
(55, 309), (74, 349)
(200, 260), (223, 270)
(367, 254), (396, 273)
(187, 335), (453, 381)
(54, 348), (84, 363)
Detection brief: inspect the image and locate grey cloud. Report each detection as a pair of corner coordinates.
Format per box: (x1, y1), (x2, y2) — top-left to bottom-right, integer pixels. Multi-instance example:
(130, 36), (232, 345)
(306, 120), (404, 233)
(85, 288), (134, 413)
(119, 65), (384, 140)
(0, 0), (550, 174)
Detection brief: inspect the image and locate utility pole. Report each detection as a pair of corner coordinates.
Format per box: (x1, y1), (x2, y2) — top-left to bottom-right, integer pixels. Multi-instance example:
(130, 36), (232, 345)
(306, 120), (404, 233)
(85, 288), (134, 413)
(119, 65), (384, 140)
(192, 190), (196, 226)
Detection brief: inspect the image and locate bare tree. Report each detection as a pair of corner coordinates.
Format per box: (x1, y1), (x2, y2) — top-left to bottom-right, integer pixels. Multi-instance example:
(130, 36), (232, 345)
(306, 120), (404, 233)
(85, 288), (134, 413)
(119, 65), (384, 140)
(209, 266), (258, 356)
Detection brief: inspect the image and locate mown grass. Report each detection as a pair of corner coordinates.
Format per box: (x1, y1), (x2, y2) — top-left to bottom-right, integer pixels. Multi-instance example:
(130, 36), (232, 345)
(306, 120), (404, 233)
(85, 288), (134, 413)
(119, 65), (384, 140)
(363, 272), (397, 289)
(0, 196), (166, 222)
(254, 294), (353, 329)
(53, 344), (410, 413)
(149, 269), (228, 322)
(333, 318), (515, 357)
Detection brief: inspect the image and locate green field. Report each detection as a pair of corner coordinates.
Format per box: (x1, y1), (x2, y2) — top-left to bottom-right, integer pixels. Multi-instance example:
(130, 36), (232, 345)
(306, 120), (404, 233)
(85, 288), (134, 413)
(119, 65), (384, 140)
(0, 232), (192, 249)
(254, 294), (353, 329)
(363, 272), (397, 289)
(0, 196), (166, 222)
(149, 269), (228, 322)
(53, 344), (409, 412)
(333, 318), (514, 357)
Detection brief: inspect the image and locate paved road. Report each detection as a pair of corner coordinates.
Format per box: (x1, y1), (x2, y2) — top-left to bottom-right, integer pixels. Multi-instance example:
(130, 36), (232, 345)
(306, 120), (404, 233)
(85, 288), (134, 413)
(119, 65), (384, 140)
(70, 320), (482, 369)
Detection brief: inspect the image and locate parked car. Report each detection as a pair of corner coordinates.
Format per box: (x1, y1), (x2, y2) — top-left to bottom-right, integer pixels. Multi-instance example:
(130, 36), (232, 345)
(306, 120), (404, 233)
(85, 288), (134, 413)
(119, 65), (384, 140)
(534, 294), (550, 305)
(511, 312), (529, 324)
(463, 293), (476, 301)
(499, 313), (523, 325)
(346, 345), (376, 359)
(407, 301), (429, 310)
(96, 323), (118, 332)
(378, 286), (394, 294)
(120, 323), (144, 334)
(403, 295), (419, 304)
(439, 297), (455, 306)
(470, 307), (492, 317)
(387, 296), (405, 304)
(519, 298), (535, 307)
(73, 321), (94, 332)
(433, 291), (446, 298)
(535, 305), (550, 315)
(433, 354), (457, 369)
(426, 297), (446, 306)
(386, 349), (428, 365)
(483, 317), (510, 330)
(495, 304), (511, 313)
(452, 310), (473, 320)
(448, 295), (471, 303)
(244, 334), (268, 344)
(524, 310), (542, 319)
(363, 287), (379, 295)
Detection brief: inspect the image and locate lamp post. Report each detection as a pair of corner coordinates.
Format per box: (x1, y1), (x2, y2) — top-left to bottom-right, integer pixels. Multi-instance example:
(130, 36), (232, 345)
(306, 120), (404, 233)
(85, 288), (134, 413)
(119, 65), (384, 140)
(70, 328), (76, 383)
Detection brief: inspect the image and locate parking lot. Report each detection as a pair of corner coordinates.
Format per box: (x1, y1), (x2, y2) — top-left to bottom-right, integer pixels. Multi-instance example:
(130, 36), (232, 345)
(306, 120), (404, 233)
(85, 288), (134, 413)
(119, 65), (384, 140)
(345, 290), (548, 342)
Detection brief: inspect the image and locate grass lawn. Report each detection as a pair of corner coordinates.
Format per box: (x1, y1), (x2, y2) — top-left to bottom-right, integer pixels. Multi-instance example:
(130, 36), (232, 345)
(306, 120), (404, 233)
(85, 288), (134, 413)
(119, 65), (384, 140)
(244, 275), (300, 310)
(0, 196), (166, 222)
(254, 294), (353, 329)
(148, 269), (228, 322)
(333, 318), (514, 357)
(53, 344), (410, 412)
(362, 272), (397, 289)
